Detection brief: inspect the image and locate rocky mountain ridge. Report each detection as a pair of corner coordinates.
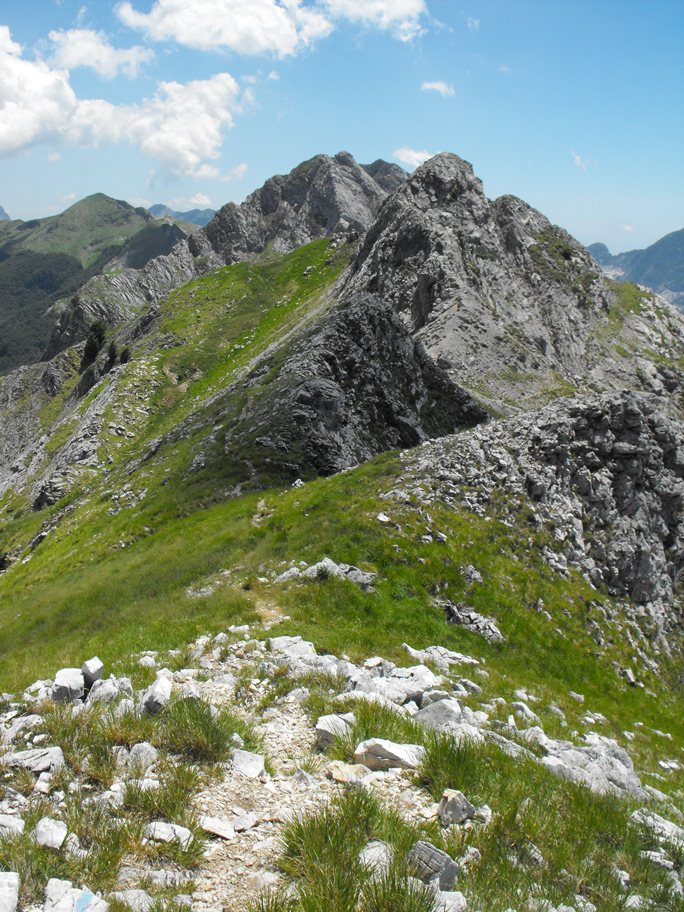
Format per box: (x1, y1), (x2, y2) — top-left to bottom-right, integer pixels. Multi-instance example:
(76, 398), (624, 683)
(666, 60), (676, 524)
(346, 153), (684, 413)
(0, 195), (187, 374)
(0, 152), (682, 600)
(43, 153), (405, 361)
(0, 204), (10, 221)
(148, 204), (216, 226)
(588, 229), (684, 311)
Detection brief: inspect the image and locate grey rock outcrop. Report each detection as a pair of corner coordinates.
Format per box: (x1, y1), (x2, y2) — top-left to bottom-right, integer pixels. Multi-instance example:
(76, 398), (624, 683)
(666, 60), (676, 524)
(206, 151), (396, 260)
(219, 292), (487, 480)
(397, 390), (684, 632)
(345, 153), (684, 413)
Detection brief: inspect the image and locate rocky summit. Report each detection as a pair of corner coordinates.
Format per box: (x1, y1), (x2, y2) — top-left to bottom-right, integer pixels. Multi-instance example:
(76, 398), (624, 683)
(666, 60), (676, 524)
(0, 150), (683, 912)
(347, 153), (684, 413)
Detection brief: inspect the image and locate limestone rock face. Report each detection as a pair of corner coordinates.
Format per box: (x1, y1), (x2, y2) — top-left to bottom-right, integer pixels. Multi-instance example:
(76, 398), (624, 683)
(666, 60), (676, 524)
(399, 390), (684, 630)
(345, 153), (684, 413)
(206, 151), (397, 261)
(219, 292), (487, 479)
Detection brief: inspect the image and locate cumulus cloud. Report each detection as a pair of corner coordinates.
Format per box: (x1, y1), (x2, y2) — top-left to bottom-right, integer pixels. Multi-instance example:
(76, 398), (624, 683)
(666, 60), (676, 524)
(117, 0), (333, 56)
(421, 80), (454, 97)
(621, 223), (636, 233)
(49, 28), (154, 78)
(322, 0), (427, 41)
(467, 17), (479, 31)
(0, 26), (242, 178)
(116, 0), (427, 52)
(393, 147), (433, 169)
(167, 191), (214, 209)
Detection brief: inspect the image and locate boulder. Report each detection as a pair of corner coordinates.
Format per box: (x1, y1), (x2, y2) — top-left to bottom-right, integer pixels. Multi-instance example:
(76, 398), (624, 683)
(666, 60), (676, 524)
(127, 742), (159, 772)
(326, 761), (372, 783)
(437, 790), (477, 826)
(353, 738), (425, 771)
(315, 714), (353, 750)
(86, 679), (120, 705)
(2, 746), (64, 773)
(44, 879), (108, 912)
(408, 840), (459, 890)
(200, 816), (235, 840)
(139, 676), (172, 714)
(81, 657), (104, 689)
(232, 749), (265, 779)
(414, 698), (464, 730)
(32, 817), (68, 850)
(0, 815), (24, 838)
(51, 669), (84, 703)
(0, 873), (18, 912)
(359, 840), (393, 874)
(143, 821), (193, 850)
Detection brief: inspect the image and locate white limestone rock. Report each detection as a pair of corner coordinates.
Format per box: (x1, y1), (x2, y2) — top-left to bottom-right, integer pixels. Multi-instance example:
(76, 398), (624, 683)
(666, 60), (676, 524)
(353, 738), (425, 771)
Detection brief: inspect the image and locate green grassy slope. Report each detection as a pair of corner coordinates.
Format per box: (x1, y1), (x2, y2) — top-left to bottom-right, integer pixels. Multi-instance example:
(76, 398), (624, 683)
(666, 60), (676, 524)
(0, 195), (185, 374)
(0, 194), (151, 269)
(0, 238), (681, 804)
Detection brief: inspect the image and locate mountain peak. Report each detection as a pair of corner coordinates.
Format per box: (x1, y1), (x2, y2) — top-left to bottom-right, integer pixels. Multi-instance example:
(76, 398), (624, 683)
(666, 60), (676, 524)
(205, 150), (402, 262)
(0, 204), (10, 221)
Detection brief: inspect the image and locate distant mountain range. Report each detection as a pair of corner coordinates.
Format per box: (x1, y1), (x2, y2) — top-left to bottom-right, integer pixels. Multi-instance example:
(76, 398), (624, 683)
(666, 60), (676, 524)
(0, 194), (190, 374)
(0, 205), (10, 221)
(588, 228), (684, 310)
(148, 203), (216, 226)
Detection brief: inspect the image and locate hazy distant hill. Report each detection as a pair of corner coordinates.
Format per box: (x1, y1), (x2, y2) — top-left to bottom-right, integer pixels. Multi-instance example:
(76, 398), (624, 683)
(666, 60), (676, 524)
(0, 194), (188, 373)
(588, 228), (684, 309)
(0, 205), (9, 221)
(148, 203), (216, 226)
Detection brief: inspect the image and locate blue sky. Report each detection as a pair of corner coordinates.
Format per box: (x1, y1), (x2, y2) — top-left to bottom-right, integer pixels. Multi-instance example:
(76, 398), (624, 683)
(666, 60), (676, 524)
(0, 0), (682, 252)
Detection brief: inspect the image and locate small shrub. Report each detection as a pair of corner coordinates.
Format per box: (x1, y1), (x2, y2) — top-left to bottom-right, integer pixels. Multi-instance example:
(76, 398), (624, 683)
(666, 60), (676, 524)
(81, 318), (107, 367)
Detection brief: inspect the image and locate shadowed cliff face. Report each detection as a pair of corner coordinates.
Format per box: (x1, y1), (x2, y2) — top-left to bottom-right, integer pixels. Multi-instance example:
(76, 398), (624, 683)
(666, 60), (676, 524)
(43, 153), (405, 361)
(217, 292), (487, 480)
(345, 153), (684, 414)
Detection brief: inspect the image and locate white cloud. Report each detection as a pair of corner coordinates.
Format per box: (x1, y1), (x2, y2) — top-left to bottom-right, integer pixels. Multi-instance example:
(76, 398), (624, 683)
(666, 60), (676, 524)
(226, 162), (248, 181)
(47, 151), (60, 162)
(321, 0), (427, 41)
(467, 17), (479, 31)
(393, 147), (433, 169)
(0, 26), (242, 178)
(421, 80), (454, 98)
(571, 150), (587, 172)
(499, 63), (511, 76)
(117, 0), (333, 56)
(167, 192), (213, 209)
(49, 28), (154, 78)
(268, 69), (280, 80)
(621, 223), (636, 233)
